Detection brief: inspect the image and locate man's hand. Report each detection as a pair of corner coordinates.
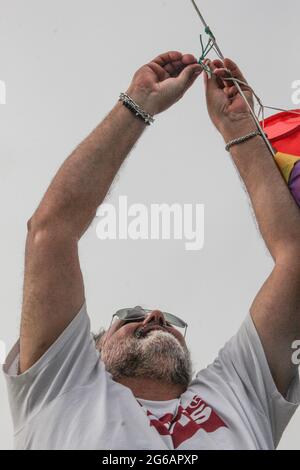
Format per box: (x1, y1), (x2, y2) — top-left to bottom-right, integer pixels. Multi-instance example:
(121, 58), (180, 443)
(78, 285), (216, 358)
(204, 58), (255, 139)
(204, 57), (300, 397)
(126, 51), (203, 116)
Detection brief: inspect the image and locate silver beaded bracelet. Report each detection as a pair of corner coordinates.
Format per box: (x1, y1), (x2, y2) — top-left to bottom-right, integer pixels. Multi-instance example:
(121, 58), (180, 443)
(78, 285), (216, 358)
(225, 130), (262, 152)
(119, 92), (155, 126)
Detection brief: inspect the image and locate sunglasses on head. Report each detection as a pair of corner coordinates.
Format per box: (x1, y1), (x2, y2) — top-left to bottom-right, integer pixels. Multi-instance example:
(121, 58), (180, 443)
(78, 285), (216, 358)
(112, 306), (188, 338)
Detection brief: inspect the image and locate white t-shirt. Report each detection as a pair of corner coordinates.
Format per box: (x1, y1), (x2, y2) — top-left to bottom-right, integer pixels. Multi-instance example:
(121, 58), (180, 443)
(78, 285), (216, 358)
(3, 303), (300, 450)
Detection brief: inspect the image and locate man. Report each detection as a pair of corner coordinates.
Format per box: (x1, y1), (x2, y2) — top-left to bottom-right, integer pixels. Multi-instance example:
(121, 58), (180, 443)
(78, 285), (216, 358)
(3, 51), (300, 450)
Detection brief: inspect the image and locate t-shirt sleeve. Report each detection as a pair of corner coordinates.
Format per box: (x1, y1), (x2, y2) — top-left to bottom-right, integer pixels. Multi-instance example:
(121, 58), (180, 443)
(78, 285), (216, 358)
(198, 314), (300, 448)
(2, 302), (100, 433)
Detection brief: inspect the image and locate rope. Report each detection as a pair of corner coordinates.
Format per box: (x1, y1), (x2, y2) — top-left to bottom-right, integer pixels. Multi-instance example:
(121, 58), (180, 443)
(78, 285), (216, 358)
(220, 74), (300, 128)
(190, 0), (299, 155)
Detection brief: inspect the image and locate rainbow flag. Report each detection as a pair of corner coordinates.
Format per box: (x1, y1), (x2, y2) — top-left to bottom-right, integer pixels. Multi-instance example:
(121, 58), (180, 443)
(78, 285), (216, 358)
(262, 110), (300, 207)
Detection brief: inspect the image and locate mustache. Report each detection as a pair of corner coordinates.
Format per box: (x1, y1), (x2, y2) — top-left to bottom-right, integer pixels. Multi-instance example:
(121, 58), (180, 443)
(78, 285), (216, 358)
(134, 323), (168, 339)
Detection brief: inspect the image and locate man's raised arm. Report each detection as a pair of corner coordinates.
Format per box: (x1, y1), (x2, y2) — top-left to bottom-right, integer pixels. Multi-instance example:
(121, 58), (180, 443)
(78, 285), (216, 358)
(20, 52), (203, 373)
(205, 58), (300, 396)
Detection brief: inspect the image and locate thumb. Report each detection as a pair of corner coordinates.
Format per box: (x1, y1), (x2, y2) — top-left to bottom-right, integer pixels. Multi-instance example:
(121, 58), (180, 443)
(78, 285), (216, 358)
(204, 60), (225, 99)
(204, 70), (219, 99)
(177, 63), (203, 92)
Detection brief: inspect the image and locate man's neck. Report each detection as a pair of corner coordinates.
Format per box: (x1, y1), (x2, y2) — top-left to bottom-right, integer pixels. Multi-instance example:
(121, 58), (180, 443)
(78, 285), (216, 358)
(115, 377), (186, 401)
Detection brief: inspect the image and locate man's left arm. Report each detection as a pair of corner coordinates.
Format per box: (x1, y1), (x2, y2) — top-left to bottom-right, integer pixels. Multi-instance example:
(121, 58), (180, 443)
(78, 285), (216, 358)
(205, 58), (300, 397)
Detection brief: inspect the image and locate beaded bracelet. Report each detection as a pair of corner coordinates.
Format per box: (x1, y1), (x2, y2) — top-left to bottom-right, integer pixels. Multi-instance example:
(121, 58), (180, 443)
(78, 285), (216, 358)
(225, 131), (263, 152)
(119, 92), (155, 126)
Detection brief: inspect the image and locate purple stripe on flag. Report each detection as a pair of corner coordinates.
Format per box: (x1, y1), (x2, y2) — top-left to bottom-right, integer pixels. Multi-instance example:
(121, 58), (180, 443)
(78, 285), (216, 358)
(289, 161), (300, 208)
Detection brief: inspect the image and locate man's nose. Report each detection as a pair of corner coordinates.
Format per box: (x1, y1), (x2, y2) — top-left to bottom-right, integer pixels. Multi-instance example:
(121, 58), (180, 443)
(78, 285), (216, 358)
(142, 310), (166, 327)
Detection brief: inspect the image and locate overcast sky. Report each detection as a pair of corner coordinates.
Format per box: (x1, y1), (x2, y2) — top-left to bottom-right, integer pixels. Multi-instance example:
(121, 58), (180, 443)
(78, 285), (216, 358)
(0, 0), (299, 449)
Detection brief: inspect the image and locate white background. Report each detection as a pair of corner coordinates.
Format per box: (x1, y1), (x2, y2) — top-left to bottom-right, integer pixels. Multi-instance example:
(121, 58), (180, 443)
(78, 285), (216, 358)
(0, 0), (299, 449)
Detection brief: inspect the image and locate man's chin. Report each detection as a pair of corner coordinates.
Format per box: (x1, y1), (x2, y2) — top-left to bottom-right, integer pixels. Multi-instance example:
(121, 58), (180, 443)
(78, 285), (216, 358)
(101, 329), (192, 387)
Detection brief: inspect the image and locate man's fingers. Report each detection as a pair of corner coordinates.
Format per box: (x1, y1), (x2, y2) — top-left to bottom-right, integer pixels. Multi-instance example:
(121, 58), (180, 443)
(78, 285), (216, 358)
(164, 60), (185, 76)
(214, 68), (235, 87)
(211, 60), (232, 89)
(204, 60), (226, 91)
(152, 51), (198, 78)
(166, 54), (197, 76)
(152, 51), (183, 68)
(211, 59), (224, 69)
(223, 58), (248, 84)
(181, 54), (198, 65)
(214, 67), (250, 95)
(210, 58), (248, 93)
(203, 69), (221, 98)
(177, 63), (203, 91)
(147, 62), (169, 81)
(223, 85), (239, 99)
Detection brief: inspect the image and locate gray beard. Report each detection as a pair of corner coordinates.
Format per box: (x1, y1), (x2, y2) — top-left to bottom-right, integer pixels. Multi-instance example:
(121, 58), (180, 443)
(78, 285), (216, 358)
(100, 330), (193, 388)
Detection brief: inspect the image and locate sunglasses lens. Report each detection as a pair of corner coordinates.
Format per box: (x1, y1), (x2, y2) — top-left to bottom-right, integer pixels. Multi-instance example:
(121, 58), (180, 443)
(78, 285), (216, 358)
(164, 312), (186, 328)
(116, 309), (145, 322)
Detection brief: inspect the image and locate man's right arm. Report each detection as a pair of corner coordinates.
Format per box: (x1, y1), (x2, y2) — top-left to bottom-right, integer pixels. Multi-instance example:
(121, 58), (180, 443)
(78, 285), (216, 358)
(20, 51), (203, 373)
(20, 97), (149, 373)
